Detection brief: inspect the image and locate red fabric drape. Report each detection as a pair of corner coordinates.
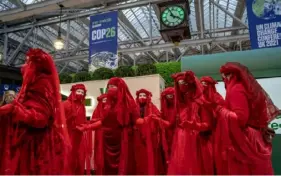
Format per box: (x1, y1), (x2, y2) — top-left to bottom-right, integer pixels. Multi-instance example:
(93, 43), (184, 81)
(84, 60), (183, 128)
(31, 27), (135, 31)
(200, 76), (225, 173)
(90, 94), (106, 174)
(0, 48), (70, 175)
(214, 62), (279, 175)
(134, 89), (165, 175)
(63, 84), (89, 175)
(92, 77), (139, 175)
(200, 76), (225, 106)
(160, 87), (177, 164)
(167, 71), (214, 175)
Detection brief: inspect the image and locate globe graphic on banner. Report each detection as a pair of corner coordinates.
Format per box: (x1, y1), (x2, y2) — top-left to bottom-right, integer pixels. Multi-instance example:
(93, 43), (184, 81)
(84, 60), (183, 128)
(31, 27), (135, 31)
(252, 0), (281, 20)
(90, 51), (117, 71)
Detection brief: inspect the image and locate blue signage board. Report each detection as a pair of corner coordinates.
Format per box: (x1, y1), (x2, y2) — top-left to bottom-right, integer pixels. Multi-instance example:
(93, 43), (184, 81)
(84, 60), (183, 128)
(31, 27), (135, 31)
(0, 84), (21, 96)
(89, 11), (118, 71)
(246, 0), (281, 49)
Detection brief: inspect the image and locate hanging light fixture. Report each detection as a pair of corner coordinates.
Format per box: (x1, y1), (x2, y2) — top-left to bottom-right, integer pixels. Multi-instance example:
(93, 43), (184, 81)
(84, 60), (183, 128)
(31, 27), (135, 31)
(54, 4), (64, 50)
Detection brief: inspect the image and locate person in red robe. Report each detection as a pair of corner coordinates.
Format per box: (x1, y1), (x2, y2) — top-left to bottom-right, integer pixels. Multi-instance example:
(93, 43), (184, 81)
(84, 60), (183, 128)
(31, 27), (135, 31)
(63, 84), (90, 175)
(200, 76), (225, 106)
(0, 48), (70, 174)
(77, 77), (145, 175)
(90, 93), (107, 174)
(134, 89), (165, 175)
(167, 71), (214, 175)
(200, 76), (225, 174)
(213, 62), (279, 175)
(152, 87), (176, 166)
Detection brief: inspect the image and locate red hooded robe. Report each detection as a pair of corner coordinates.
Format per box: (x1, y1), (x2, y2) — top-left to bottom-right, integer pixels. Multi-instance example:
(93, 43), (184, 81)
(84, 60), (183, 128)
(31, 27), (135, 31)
(82, 77), (140, 175)
(214, 62), (279, 175)
(90, 94), (107, 174)
(160, 87), (177, 164)
(200, 76), (225, 106)
(63, 84), (89, 175)
(134, 89), (165, 175)
(200, 76), (224, 173)
(167, 71), (214, 175)
(0, 48), (70, 174)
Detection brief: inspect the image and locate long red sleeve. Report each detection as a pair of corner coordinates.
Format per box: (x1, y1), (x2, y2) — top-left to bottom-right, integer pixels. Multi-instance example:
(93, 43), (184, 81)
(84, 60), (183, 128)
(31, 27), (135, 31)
(227, 84), (249, 127)
(131, 106), (141, 124)
(63, 101), (73, 121)
(194, 107), (212, 131)
(12, 77), (53, 128)
(13, 100), (52, 128)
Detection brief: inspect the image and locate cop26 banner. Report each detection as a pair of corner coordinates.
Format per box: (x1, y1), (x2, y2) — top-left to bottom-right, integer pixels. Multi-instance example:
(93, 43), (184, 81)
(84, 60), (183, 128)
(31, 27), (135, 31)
(246, 0), (281, 49)
(89, 11), (118, 72)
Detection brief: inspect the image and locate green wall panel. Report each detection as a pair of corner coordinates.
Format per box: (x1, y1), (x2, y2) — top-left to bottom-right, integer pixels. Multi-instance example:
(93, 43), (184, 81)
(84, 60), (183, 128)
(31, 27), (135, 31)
(181, 47), (281, 79)
(272, 135), (281, 174)
(181, 48), (281, 174)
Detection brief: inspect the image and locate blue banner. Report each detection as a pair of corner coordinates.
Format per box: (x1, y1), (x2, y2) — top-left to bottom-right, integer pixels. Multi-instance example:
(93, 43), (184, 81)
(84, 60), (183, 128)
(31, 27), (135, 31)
(0, 84), (21, 96)
(247, 0), (281, 49)
(89, 11), (118, 71)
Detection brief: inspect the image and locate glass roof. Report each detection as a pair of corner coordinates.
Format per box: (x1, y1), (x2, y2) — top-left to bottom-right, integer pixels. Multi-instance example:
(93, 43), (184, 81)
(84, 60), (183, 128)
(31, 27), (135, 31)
(0, 0), (248, 71)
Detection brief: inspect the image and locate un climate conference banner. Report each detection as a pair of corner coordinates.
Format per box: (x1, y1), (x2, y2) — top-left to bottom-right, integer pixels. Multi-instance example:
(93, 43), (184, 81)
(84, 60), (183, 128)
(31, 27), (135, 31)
(246, 0), (281, 49)
(89, 11), (118, 71)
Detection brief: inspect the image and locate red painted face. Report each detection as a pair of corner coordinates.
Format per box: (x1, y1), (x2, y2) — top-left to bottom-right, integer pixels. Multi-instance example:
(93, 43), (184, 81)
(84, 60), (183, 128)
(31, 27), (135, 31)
(102, 97), (107, 104)
(138, 93), (147, 104)
(75, 89), (85, 101)
(165, 94), (174, 104)
(222, 73), (232, 88)
(178, 79), (188, 93)
(107, 84), (118, 98)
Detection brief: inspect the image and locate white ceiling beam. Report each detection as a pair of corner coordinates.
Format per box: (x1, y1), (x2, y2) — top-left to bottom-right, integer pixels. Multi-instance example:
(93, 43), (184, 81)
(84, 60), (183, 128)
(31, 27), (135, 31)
(45, 34), (249, 64)
(0, 0), (171, 34)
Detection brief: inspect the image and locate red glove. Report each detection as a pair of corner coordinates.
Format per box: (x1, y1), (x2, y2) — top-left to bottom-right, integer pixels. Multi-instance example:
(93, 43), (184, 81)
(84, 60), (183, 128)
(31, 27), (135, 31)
(76, 124), (87, 132)
(180, 120), (209, 131)
(179, 120), (194, 129)
(144, 115), (153, 124)
(193, 122), (209, 131)
(12, 101), (30, 123)
(77, 121), (102, 131)
(216, 106), (237, 120)
(0, 104), (14, 116)
(151, 114), (161, 121)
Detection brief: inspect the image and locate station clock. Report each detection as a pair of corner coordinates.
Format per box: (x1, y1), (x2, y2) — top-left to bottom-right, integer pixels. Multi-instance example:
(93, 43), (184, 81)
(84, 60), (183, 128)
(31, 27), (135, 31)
(157, 0), (191, 43)
(161, 5), (186, 28)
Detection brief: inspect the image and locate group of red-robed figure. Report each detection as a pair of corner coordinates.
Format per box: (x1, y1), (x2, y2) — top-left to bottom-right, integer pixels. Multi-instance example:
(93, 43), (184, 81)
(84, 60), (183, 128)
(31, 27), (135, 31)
(0, 48), (279, 175)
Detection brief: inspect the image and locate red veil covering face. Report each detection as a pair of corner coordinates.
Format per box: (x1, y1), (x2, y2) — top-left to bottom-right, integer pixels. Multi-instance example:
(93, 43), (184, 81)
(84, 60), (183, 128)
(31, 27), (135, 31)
(0, 48), (70, 174)
(134, 89), (165, 175)
(214, 62), (279, 175)
(92, 77), (139, 175)
(160, 87), (176, 163)
(200, 76), (225, 106)
(63, 84), (89, 175)
(167, 71), (214, 175)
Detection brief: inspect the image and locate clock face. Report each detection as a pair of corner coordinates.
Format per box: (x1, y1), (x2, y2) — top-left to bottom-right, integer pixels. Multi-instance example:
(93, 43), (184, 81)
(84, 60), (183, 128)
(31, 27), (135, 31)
(161, 6), (186, 27)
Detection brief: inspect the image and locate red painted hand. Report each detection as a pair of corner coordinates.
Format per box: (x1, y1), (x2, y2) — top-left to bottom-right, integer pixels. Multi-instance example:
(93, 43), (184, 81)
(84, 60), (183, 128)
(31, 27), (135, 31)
(144, 115), (153, 124)
(151, 114), (160, 121)
(180, 120), (195, 129)
(76, 124), (87, 132)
